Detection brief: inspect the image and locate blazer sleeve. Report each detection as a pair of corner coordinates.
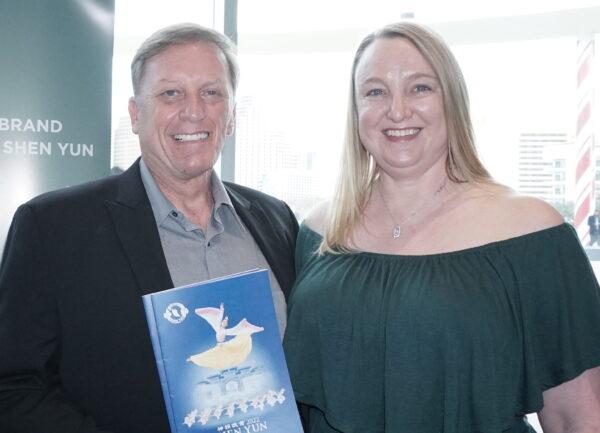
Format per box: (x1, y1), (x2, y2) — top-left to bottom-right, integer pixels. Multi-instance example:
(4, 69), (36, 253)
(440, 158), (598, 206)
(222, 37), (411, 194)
(0, 205), (112, 433)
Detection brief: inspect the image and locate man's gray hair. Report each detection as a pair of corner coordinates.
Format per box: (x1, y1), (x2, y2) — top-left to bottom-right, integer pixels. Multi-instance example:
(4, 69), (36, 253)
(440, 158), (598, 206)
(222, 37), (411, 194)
(131, 23), (239, 96)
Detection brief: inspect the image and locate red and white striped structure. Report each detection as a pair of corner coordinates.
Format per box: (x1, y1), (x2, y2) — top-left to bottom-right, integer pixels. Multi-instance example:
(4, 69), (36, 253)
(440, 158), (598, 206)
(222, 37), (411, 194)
(574, 35), (596, 245)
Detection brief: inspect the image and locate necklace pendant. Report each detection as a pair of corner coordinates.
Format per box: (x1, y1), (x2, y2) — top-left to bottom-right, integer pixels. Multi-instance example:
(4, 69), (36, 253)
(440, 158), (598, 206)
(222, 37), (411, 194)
(393, 226), (402, 238)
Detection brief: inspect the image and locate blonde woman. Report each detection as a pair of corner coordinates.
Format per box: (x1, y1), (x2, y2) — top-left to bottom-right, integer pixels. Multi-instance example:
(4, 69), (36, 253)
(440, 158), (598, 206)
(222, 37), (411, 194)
(284, 23), (600, 433)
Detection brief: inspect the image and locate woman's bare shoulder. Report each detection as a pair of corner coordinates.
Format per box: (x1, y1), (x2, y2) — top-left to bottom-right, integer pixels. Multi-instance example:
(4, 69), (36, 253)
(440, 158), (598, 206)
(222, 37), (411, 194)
(302, 200), (331, 236)
(466, 184), (564, 238)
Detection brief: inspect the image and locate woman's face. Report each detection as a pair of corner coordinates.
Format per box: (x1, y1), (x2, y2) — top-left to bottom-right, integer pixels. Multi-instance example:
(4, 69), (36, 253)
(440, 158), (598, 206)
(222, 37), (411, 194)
(354, 37), (448, 179)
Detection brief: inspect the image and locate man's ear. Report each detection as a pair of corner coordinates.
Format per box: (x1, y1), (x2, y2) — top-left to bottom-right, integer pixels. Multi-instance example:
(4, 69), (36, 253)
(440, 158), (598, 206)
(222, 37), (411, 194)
(226, 105), (236, 136)
(128, 97), (140, 134)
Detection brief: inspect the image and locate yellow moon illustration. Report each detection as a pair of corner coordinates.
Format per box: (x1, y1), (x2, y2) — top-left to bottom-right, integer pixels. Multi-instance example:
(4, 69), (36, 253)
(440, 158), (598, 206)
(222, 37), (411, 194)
(187, 334), (254, 370)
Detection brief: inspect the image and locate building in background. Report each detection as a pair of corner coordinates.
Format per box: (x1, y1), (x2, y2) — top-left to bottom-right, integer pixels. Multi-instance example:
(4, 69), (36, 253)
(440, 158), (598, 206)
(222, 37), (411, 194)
(517, 133), (575, 220)
(112, 116), (139, 170)
(235, 96), (324, 219)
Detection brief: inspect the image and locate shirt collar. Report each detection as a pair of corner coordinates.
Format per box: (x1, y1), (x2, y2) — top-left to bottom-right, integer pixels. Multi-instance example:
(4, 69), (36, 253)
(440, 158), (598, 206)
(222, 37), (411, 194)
(140, 158), (245, 230)
(140, 158), (174, 227)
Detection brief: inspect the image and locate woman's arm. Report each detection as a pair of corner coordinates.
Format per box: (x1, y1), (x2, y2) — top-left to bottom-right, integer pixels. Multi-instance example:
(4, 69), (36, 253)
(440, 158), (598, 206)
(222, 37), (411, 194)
(538, 366), (600, 433)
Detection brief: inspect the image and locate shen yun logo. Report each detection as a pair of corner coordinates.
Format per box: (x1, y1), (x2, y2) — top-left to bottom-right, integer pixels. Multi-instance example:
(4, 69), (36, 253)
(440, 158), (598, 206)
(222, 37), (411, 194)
(164, 303), (189, 324)
(182, 303), (288, 429)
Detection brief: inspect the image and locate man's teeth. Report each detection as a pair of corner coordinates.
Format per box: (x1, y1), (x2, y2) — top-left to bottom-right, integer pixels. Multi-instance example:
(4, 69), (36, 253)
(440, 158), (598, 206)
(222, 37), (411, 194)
(173, 133), (209, 141)
(385, 128), (420, 137)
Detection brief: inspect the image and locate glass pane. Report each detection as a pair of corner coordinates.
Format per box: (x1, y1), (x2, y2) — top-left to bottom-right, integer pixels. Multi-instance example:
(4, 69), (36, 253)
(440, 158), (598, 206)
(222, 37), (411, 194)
(237, 1), (600, 232)
(453, 38), (577, 212)
(235, 51), (351, 218)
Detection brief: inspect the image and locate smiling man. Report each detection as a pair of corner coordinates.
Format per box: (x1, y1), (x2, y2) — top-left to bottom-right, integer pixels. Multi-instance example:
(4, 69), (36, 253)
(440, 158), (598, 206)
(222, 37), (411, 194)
(0, 24), (298, 433)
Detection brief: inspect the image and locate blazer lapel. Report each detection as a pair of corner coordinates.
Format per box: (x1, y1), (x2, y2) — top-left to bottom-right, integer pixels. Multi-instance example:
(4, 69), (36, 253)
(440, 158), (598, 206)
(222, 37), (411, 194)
(225, 184), (291, 296)
(105, 161), (173, 296)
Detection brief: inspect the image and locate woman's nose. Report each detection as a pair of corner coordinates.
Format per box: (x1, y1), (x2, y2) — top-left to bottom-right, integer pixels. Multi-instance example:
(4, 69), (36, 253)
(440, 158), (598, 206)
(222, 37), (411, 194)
(387, 95), (411, 122)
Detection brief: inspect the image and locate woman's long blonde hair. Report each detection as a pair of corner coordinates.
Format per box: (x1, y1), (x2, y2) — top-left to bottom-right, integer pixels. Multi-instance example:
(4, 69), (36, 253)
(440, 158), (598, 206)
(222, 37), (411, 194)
(320, 22), (493, 254)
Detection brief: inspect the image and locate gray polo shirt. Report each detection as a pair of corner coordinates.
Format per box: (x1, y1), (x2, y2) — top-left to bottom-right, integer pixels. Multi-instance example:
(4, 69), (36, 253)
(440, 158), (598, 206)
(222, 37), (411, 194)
(140, 159), (287, 337)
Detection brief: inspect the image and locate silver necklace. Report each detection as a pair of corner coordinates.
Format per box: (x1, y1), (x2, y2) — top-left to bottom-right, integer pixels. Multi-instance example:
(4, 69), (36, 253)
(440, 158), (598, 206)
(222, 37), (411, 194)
(377, 179), (448, 239)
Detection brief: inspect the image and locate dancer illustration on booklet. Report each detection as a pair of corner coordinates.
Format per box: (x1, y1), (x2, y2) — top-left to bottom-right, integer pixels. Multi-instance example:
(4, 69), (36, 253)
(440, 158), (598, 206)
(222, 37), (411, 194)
(188, 303), (265, 369)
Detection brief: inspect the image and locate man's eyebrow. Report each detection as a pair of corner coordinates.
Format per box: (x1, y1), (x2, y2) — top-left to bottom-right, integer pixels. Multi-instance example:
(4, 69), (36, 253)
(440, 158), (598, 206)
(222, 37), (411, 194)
(152, 78), (227, 86)
(155, 78), (178, 85)
(200, 79), (227, 87)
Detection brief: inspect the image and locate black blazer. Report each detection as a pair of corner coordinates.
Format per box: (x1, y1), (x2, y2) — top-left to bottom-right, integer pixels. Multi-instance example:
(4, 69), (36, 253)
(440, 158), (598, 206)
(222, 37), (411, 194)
(0, 160), (298, 433)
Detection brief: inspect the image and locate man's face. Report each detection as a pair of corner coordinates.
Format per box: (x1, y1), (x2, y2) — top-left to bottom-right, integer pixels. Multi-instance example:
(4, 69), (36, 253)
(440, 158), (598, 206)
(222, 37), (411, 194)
(128, 42), (235, 183)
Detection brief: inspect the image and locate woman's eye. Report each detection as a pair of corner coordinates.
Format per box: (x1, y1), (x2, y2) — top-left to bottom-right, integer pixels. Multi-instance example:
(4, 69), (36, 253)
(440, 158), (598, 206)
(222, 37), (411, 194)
(414, 84), (432, 93)
(366, 88), (385, 97)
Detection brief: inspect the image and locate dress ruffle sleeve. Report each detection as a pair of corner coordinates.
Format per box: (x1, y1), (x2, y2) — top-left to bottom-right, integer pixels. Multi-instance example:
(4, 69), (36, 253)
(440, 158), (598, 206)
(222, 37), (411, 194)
(510, 224), (600, 414)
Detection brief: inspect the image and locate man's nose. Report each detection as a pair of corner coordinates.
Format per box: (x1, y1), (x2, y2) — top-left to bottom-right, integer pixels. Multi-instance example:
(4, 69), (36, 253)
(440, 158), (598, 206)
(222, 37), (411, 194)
(180, 95), (206, 121)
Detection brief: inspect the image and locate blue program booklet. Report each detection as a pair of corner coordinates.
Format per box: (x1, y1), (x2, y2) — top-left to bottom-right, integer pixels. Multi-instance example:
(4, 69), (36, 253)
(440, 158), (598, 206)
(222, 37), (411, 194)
(142, 269), (303, 433)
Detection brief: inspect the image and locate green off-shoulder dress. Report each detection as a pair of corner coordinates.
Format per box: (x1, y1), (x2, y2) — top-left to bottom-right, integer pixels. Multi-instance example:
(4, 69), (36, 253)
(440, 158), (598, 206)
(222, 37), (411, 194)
(283, 223), (600, 433)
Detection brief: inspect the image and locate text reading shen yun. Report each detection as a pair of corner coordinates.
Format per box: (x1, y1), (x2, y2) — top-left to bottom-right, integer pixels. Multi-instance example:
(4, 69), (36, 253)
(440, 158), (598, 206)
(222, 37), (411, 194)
(1, 117), (94, 157)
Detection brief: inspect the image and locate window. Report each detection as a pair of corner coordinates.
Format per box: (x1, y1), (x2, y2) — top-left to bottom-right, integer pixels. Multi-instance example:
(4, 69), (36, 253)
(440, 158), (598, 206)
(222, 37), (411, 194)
(236, 2), (600, 224)
(236, 4), (600, 430)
